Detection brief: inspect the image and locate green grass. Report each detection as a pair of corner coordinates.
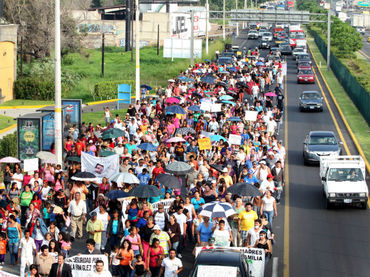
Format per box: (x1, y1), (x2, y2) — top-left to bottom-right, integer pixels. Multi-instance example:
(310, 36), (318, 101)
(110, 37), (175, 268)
(0, 115), (16, 130)
(307, 35), (370, 162)
(82, 108), (128, 126)
(0, 100), (54, 107)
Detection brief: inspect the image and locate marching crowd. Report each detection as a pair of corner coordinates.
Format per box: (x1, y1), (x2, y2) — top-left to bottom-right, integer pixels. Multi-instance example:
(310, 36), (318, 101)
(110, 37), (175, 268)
(0, 46), (286, 277)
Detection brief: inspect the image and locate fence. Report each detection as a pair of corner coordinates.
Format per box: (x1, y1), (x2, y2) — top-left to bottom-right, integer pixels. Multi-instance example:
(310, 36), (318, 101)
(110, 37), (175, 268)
(311, 30), (370, 125)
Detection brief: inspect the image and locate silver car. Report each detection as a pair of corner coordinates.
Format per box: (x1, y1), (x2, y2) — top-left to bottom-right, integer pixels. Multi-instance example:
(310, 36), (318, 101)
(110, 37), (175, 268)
(262, 32), (273, 41)
(292, 47), (307, 59)
(299, 91), (323, 112)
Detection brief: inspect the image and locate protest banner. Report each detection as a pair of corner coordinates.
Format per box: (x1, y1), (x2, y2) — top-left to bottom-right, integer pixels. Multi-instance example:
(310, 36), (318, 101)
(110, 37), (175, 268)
(245, 111), (258, 122)
(197, 265), (237, 277)
(195, 246), (265, 277)
(198, 137), (212, 150)
(211, 103), (222, 112)
(200, 102), (212, 112)
(152, 198), (176, 213)
(81, 152), (119, 181)
(65, 254), (109, 277)
(229, 134), (242, 145)
(23, 158), (39, 172)
(0, 271), (19, 277)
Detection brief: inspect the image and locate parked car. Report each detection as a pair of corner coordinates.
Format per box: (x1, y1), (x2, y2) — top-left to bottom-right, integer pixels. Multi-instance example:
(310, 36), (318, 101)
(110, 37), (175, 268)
(258, 27), (268, 37)
(259, 39), (271, 49)
(248, 30), (259, 39)
(297, 69), (315, 84)
(303, 131), (342, 164)
(292, 47), (307, 59)
(190, 249), (250, 277)
(355, 26), (365, 35)
(299, 91), (323, 112)
(279, 44), (292, 55)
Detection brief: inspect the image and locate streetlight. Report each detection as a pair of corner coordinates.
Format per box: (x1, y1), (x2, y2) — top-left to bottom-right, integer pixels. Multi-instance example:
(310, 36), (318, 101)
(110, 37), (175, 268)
(135, 0), (140, 100)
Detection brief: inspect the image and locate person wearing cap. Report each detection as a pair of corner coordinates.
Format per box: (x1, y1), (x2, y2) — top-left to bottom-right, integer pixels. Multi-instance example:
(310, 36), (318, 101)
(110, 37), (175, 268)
(149, 225), (171, 255)
(218, 168), (233, 187)
(86, 211), (104, 250)
(257, 160), (271, 183)
(244, 169), (259, 185)
(259, 174), (276, 194)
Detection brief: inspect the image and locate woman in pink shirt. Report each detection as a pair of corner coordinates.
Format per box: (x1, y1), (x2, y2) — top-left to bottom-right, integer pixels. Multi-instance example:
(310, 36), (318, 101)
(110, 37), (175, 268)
(125, 226), (142, 256)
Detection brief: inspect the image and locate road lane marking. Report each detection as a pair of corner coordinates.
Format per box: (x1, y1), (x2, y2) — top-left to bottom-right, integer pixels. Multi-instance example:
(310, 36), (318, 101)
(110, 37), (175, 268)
(359, 49), (370, 60)
(272, 257), (279, 277)
(283, 74), (290, 277)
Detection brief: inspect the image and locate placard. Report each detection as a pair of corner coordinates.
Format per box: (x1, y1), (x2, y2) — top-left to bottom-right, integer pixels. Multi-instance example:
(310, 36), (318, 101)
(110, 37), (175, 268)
(65, 255), (109, 277)
(211, 104), (222, 112)
(200, 102), (212, 112)
(197, 265), (237, 277)
(24, 158), (39, 172)
(152, 198), (176, 214)
(42, 112), (55, 151)
(245, 111), (258, 122)
(81, 152), (119, 181)
(18, 118), (41, 160)
(198, 137), (212, 150)
(228, 134), (242, 145)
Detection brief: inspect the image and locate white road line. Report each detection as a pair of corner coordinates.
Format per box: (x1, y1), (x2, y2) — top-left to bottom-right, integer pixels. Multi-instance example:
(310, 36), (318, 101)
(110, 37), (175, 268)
(272, 257), (279, 277)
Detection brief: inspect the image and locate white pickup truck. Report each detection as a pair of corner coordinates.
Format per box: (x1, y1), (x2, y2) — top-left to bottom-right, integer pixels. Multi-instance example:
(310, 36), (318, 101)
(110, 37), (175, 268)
(320, 156), (368, 209)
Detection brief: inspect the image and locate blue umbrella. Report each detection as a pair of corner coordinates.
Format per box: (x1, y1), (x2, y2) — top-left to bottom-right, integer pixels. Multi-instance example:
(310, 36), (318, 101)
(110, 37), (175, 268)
(205, 59), (211, 63)
(220, 95), (234, 101)
(178, 76), (194, 82)
(106, 190), (129, 200)
(256, 61), (264, 66)
(166, 105), (186, 114)
(141, 84), (152, 90)
(200, 76), (216, 84)
(229, 67), (237, 72)
(137, 143), (157, 152)
(210, 134), (227, 142)
(188, 105), (201, 112)
(221, 100), (236, 106)
(227, 116), (242, 122)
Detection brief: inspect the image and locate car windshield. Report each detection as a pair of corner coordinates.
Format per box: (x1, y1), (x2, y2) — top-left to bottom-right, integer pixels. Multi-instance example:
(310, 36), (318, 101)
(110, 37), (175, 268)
(263, 32), (271, 36)
(298, 55), (310, 60)
(298, 70), (312, 75)
(193, 265), (241, 277)
(302, 93), (320, 100)
(299, 62), (311, 67)
(308, 135), (337, 145)
(294, 48), (304, 53)
(328, 168), (364, 182)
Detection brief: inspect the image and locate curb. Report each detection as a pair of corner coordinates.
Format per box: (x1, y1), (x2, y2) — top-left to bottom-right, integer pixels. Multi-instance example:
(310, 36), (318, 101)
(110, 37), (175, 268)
(0, 123), (17, 135)
(308, 42), (370, 174)
(0, 105), (49, 109)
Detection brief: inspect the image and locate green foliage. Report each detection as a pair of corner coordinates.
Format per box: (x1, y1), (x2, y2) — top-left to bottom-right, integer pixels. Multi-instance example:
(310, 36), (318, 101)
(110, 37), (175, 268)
(94, 80), (135, 100)
(91, 0), (104, 8)
(14, 78), (55, 100)
(0, 133), (17, 158)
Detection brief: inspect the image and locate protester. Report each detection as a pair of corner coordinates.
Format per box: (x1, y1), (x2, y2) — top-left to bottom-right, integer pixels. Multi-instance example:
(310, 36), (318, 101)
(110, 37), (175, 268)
(88, 259), (112, 277)
(34, 245), (55, 277)
(48, 252), (73, 277)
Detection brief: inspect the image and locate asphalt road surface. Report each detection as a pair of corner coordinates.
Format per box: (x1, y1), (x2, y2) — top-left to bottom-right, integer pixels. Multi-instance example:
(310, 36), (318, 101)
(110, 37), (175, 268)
(359, 31), (370, 61)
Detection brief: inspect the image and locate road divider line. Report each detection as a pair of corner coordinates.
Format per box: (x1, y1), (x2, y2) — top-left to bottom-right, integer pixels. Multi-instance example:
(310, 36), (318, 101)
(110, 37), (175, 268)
(359, 49), (370, 60)
(0, 123), (17, 135)
(272, 257), (279, 277)
(283, 75), (290, 277)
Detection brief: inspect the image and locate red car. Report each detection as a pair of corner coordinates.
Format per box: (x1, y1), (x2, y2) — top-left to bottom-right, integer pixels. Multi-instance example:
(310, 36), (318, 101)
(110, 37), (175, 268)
(297, 62), (312, 73)
(297, 69), (315, 84)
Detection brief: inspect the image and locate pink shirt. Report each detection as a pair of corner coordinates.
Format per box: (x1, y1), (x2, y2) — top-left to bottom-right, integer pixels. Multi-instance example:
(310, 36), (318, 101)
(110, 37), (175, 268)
(125, 234), (140, 251)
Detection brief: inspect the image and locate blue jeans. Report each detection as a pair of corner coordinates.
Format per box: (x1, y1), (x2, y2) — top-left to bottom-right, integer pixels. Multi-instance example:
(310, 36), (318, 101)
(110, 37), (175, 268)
(274, 181), (283, 201)
(8, 242), (19, 265)
(263, 210), (274, 226)
(172, 241), (179, 252)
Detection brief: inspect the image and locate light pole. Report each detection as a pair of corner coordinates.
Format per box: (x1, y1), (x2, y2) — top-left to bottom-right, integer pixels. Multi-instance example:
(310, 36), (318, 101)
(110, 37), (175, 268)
(236, 0), (239, 36)
(223, 0), (226, 40)
(135, 0), (140, 100)
(327, 3), (331, 71)
(190, 10), (194, 65)
(206, 0), (209, 54)
(54, 0), (62, 166)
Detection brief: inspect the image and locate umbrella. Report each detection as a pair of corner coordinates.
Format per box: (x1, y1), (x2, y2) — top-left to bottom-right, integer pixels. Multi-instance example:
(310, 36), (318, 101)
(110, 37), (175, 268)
(220, 95), (234, 101)
(168, 79), (175, 82)
(227, 116), (242, 122)
(66, 156), (81, 163)
(188, 105), (201, 112)
(220, 100), (235, 106)
(93, 131), (102, 138)
(200, 98), (212, 103)
(0, 157), (20, 163)
(110, 172), (140, 184)
(129, 185), (162, 198)
(43, 158), (57, 164)
(192, 92), (203, 99)
(256, 61), (264, 66)
(36, 151), (56, 161)
(166, 97), (180, 104)
(176, 127), (196, 135)
(102, 128), (125, 140)
(157, 174), (182, 188)
(200, 76), (216, 84)
(210, 134), (227, 142)
(199, 201), (236, 218)
(137, 143), (157, 152)
(178, 76), (194, 82)
(71, 172), (97, 182)
(265, 92), (277, 97)
(216, 82), (228, 88)
(210, 163), (224, 172)
(166, 137), (186, 143)
(166, 105), (186, 114)
(141, 84), (152, 91)
(106, 189), (129, 200)
(165, 161), (193, 175)
(99, 150), (116, 157)
(229, 67), (237, 72)
(227, 183), (262, 197)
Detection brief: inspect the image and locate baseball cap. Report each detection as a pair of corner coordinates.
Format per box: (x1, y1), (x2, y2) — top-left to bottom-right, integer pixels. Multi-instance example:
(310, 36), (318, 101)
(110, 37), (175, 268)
(153, 225), (161, 231)
(248, 169), (254, 174)
(267, 174), (274, 179)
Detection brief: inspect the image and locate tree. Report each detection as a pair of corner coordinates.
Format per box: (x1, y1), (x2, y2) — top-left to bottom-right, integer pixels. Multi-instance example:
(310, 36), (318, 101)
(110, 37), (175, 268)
(91, 0), (104, 8)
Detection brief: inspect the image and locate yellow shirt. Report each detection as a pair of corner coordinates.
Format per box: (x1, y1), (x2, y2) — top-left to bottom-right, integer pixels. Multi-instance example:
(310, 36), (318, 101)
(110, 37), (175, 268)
(219, 175), (233, 187)
(86, 219), (103, 244)
(238, 210), (258, 231)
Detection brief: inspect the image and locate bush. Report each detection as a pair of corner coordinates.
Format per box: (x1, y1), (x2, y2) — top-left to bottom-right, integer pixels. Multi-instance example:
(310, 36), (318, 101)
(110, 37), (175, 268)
(94, 80), (135, 100)
(0, 133), (17, 158)
(14, 77), (55, 100)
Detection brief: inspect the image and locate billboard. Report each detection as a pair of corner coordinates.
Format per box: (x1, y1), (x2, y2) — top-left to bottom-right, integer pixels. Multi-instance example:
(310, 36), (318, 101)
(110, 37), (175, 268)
(42, 112), (55, 151)
(163, 38), (202, 59)
(18, 118), (41, 160)
(171, 8), (208, 39)
(62, 99), (82, 133)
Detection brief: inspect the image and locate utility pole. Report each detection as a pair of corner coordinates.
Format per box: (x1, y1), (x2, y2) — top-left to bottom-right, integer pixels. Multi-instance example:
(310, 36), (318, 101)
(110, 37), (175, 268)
(236, 0), (239, 36)
(190, 10), (194, 65)
(327, 4), (331, 71)
(101, 33), (105, 77)
(54, 0), (62, 166)
(206, 0), (209, 54)
(243, 0), (247, 29)
(223, 0), (226, 40)
(135, 0), (140, 100)
(157, 24), (160, 55)
(125, 0), (131, 52)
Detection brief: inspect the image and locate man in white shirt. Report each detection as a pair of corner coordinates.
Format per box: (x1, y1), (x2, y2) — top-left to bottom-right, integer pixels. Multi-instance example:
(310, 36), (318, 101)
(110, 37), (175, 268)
(160, 249), (183, 277)
(88, 259), (112, 277)
(208, 117), (219, 133)
(68, 192), (87, 239)
(245, 219), (263, 247)
(114, 142), (124, 156)
(266, 117), (277, 137)
(29, 172), (43, 189)
(173, 206), (187, 258)
(11, 167), (24, 190)
(19, 229), (37, 277)
(259, 174), (276, 194)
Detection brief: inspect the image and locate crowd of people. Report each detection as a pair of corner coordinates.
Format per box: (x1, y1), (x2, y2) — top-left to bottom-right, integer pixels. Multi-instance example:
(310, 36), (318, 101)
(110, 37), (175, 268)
(0, 46), (286, 277)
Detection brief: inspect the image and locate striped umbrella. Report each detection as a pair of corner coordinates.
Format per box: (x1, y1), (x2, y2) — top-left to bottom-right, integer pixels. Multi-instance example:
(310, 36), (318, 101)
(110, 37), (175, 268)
(199, 201), (236, 218)
(176, 127), (196, 135)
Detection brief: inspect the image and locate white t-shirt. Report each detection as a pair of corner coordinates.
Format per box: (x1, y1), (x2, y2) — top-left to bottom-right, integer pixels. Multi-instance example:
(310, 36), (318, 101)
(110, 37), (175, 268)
(246, 227), (263, 246)
(259, 180), (275, 194)
(173, 213), (187, 235)
(213, 229), (231, 247)
(154, 212), (166, 230)
(161, 257), (183, 277)
(12, 173), (24, 190)
(88, 271), (112, 277)
(262, 196), (275, 212)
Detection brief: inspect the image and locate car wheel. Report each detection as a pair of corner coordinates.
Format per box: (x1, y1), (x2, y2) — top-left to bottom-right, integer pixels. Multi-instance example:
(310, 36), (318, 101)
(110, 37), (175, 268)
(299, 106), (303, 112)
(360, 202), (367, 210)
(325, 198), (332, 209)
(320, 108), (323, 112)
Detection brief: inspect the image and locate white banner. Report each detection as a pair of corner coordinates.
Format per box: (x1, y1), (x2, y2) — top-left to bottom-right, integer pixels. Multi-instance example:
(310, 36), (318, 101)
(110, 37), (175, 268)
(229, 134), (242, 145)
(65, 254), (109, 277)
(152, 198), (176, 214)
(197, 265), (237, 277)
(23, 158), (39, 172)
(200, 102), (212, 112)
(245, 111), (259, 122)
(195, 247), (265, 277)
(81, 152), (119, 181)
(211, 103), (222, 113)
(0, 271), (19, 277)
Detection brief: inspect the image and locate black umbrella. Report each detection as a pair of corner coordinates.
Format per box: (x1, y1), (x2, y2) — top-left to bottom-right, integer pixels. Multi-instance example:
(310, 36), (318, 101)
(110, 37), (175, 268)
(157, 174), (182, 188)
(226, 183), (262, 197)
(66, 156), (81, 163)
(216, 81), (228, 89)
(210, 164), (224, 172)
(106, 190), (129, 200)
(71, 171), (97, 182)
(129, 185), (162, 198)
(165, 161), (193, 175)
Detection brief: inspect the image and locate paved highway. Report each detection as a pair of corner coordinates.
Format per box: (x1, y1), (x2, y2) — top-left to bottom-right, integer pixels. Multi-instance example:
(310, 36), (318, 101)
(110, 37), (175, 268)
(359, 31), (370, 61)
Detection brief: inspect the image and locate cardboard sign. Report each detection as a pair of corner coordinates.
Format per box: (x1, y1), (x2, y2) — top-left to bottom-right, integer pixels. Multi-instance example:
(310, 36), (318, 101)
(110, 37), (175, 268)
(228, 134), (242, 145)
(198, 137), (212, 150)
(245, 111), (258, 122)
(211, 103), (222, 112)
(200, 102), (212, 112)
(152, 198), (176, 214)
(23, 158), (39, 172)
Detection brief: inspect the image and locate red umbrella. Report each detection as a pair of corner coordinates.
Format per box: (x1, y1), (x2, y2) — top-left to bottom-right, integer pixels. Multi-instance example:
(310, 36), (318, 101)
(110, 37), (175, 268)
(166, 97), (180, 104)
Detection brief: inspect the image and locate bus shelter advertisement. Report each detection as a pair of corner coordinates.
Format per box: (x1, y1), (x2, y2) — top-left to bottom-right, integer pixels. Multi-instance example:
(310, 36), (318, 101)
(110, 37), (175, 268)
(18, 118), (41, 160)
(62, 99), (82, 132)
(42, 112), (55, 151)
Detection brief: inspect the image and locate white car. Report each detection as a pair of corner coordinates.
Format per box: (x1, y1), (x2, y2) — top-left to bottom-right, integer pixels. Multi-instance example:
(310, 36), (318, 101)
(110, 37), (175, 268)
(262, 32), (273, 41)
(258, 28), (268, 37)
(292, 47), (307, 59)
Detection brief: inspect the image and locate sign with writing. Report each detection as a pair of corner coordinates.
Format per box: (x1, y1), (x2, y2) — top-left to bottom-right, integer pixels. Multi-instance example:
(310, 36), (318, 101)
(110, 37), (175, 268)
(65, 255), (109, 277)
(229, 134), (242, 145)
(195, 247), (265, 277)
(198, 137), (212, 150)
(23, 158), (39, 172)
(200, 102), (212, 112)
(18, 118), (41, 160)
(197, 265), (237, 277)
(42, 112), (55, 151)
(62, 99), (82, 133)
(211, 103), (222, 112)
(152, 198), (176, 214)
(245, 111), (258, 122)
